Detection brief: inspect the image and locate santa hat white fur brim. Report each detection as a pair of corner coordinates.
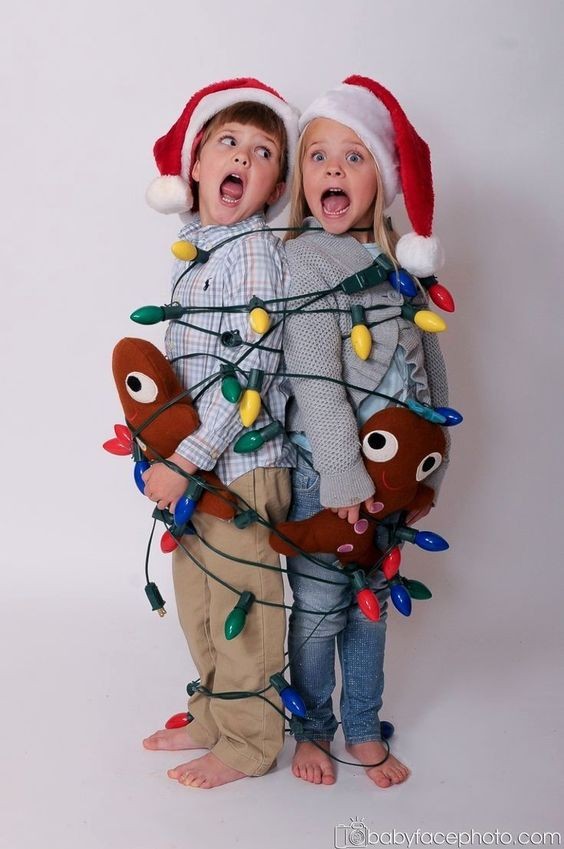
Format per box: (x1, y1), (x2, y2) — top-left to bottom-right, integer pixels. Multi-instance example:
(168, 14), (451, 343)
(300, 79), (444, 276)
(299, 85), (400, 209)
(146, 88), (299, 222)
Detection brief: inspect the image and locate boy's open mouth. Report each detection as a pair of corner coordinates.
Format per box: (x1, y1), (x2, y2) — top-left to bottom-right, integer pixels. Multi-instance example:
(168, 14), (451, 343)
(220, 174), (244, 204)
(321, 188), (350, 216)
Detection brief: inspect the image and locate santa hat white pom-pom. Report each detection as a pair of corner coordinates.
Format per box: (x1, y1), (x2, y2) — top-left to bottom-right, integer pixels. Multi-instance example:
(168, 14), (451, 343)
(396, 232), (445, 278)
(145, 175), (192, 214)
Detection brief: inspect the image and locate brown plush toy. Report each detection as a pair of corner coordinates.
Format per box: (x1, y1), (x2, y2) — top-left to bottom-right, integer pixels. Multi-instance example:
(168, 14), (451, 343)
(109, 337), (236, 521)
(269, 406), (446, 569)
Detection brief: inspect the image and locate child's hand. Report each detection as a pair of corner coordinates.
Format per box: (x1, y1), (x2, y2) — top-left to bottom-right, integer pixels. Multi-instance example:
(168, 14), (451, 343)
(330, 497), (378, 525)
(142, 453), (199, 512)
(331, 504), (361, 524)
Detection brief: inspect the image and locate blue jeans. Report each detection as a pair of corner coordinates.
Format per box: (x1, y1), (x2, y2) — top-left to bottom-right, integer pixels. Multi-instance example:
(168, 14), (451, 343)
(287, 447), (390, 744)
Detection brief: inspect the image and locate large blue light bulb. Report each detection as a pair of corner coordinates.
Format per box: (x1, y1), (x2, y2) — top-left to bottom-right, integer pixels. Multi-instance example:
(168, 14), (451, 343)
(380, 720), (395, 740)
(388, 268), (418, 298)
(414, 530), (449, 552)
(174, 496), (198, 526)
(134, 459), (150, 494)
(391, 583), (412, 616)
(281, 686), (307, 718)
(270, 673), (307, 717)
(434, 406), (464, 426)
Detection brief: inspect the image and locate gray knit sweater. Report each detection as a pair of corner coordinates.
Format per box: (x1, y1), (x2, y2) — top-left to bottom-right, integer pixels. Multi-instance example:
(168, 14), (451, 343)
(284, 219), (449, 508)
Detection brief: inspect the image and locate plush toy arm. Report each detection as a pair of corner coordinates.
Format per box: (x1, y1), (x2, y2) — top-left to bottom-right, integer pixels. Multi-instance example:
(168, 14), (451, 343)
(270, 508), (377, 559)
(270, 510), (344, 556)
(197, 470), (237, 521)
(404, 483), (435, 520)
(270, 509), (382, 572)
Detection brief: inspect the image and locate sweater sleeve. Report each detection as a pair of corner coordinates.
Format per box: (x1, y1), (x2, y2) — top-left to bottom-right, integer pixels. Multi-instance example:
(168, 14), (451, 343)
(175, 234), (286, 469)
(284, 245), (375, 507)
(421, 332), (451, 501)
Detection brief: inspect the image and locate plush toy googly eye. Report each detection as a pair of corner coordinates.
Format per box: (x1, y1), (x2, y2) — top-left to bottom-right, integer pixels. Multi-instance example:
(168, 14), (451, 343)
(415, 452), (442, 481)
(362, 430), (399, 462)
(125, 371), (158, 403)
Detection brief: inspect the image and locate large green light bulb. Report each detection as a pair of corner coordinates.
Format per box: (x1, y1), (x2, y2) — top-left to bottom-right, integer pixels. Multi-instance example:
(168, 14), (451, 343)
(224, 591), (255, 640)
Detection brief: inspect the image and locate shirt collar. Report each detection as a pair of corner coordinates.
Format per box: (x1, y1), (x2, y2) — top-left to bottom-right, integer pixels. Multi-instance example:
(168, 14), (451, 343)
(177, 212), (268, 245)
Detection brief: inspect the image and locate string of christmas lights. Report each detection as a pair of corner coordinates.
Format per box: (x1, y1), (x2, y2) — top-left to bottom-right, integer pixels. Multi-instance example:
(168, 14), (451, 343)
(104, 224), (461, 766)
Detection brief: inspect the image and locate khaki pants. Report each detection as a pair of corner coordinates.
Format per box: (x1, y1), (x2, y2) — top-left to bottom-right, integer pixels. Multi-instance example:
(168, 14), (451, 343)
(172, 467), (291, 776)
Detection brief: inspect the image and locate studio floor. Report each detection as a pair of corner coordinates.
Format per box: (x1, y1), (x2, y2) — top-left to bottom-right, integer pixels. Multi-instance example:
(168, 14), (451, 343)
(2, 578), (561, 849)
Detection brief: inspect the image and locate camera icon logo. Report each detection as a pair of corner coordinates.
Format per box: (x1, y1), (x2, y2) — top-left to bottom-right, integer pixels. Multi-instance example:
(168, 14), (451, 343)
(334, 818), (369, 848)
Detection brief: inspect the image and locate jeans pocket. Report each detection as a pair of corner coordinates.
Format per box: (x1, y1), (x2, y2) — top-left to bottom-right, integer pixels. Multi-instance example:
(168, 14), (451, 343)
(292, 467), (319, 494)
(289, 465), (322, 522)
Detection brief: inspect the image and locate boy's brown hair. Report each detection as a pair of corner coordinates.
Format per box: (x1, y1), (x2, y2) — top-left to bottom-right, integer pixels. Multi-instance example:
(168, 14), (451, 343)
(191, 102), (288, 212)
(200, 102), (288, 178)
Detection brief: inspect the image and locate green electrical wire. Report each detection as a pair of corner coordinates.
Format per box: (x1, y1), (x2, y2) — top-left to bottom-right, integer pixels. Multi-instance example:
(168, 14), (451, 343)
(133, 222), (431, 764)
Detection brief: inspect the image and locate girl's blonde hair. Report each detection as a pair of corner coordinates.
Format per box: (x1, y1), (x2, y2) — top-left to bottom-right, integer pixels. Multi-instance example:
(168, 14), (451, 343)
(285, 121), (399, 261)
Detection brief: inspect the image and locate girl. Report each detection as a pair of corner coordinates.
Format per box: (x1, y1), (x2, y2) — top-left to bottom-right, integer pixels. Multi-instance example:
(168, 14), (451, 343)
(282, 76), (450, 787)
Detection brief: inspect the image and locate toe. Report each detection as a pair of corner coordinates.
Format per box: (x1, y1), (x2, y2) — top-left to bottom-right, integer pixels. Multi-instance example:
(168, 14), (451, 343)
(387, 761), (409, 783)
(369, 768), (392, 788)
(142, 732), (161, 749)
(322, 769), (336, 785)
(167, 765), (188, 781)
(312, 765), (322, 784)
(305, 764), (315, 783)
(182, 773), (201, 788)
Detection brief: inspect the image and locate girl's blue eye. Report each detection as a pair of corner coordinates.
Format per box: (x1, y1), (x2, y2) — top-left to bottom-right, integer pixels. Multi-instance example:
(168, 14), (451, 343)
(220, 135), (237, 146)
(312, 152), (325, 162)
(347, 152), (362, 163)
(257, 146), (271, 159)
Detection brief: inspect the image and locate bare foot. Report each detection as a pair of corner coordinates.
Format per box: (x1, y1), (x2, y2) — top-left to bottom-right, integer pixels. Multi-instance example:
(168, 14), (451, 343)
(346, 741), (410, 788)
(167, 751), (247, 789)
(292, 740), (336, 785)
(142, 726), (207, 752)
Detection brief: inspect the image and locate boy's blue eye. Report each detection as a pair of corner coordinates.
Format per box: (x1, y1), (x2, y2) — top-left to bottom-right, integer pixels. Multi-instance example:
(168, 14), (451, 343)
(220, 135), (237, 146)
(312, 152), (325, 162)
(347, 152), (362, 163)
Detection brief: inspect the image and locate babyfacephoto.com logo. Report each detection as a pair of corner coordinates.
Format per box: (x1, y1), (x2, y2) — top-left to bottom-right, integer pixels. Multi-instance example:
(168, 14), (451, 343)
(333, 822), (562, 849)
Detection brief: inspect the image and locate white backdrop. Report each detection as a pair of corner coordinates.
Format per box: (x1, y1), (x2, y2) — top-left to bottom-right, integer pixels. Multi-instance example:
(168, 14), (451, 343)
(1, 1), (562, 847)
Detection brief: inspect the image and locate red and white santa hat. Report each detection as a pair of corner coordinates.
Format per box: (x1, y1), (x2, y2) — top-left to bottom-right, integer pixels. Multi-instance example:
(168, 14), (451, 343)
(299, 75), (444, 277)
(146, 77), (299, 222)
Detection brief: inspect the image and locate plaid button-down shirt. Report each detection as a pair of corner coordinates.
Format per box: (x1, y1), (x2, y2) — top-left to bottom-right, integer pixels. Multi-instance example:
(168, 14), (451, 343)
(164, 213), (294, 485)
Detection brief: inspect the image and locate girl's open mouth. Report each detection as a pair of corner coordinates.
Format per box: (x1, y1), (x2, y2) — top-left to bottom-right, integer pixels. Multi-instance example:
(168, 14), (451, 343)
(220, 174), (244, 204)
(321, 188), (350, 216)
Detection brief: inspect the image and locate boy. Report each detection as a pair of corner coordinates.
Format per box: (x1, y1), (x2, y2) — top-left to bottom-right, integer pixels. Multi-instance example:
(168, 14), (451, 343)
(141, 78), (299, 789)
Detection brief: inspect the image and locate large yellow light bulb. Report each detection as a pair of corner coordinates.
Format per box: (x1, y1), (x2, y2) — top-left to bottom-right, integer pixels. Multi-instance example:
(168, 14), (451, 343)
(240, 390), (262, 427)
(414, 310), (447, 333)
(249, 307), (271, 334)
(350, 305), (372, 360)
(351, 324), (372, 360)
(171, 240), (198, 261)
